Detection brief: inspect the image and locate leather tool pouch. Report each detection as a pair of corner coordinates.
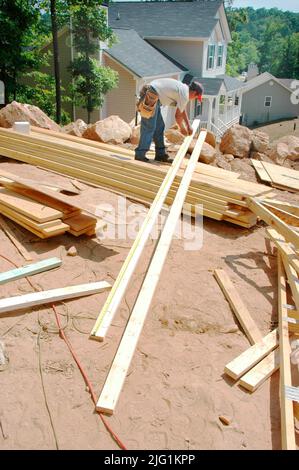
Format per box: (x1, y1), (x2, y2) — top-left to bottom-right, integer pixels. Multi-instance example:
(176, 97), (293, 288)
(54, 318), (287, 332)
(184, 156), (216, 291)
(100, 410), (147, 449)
(137, 86), (159, 119)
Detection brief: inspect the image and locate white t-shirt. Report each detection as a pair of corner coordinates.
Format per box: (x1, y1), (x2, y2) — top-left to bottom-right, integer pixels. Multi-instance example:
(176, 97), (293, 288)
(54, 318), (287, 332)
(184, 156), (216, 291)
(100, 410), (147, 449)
(150, 78), (189, 112)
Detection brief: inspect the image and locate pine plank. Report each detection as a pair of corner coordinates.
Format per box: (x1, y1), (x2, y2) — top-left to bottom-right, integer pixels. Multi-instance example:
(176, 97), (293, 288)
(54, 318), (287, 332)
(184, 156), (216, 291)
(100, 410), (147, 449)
(0, 281), (111, 314)
(214, 269), (262, 345)
(0, 188), (63, 222)
(266, 228), (299, 274)
(224, 329), (278, 380)
(0, 257), (62, 285)
(90, 121), (201, 341)
(277, 254), (296, 450)
(247, 198), (299, 249)
(251, 159), (272, 184)
(262, 161), (299, 193)
(96, 130), (207, 414)
(239, 348), (280, 392)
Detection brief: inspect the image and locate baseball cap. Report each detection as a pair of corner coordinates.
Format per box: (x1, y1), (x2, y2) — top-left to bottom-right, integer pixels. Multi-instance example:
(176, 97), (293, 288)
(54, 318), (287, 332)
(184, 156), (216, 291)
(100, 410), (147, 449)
(189, 81), (204, 101)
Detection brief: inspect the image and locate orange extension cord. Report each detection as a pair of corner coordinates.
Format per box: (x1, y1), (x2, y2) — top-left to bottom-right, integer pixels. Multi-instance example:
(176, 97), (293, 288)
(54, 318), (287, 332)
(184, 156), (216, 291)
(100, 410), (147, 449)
(0, 253), (127, 450)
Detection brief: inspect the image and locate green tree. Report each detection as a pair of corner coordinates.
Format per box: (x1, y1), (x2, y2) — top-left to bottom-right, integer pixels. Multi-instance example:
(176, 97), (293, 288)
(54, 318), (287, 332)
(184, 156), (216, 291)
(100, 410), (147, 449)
(69, 0), (118, 123)
(0, 0), (45, 104)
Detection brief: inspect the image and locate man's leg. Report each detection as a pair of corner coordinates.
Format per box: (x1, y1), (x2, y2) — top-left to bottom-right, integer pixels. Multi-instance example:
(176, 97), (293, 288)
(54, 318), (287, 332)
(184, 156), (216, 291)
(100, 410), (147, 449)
(135, 107), (158, 161)
(153, 105), (166, 158)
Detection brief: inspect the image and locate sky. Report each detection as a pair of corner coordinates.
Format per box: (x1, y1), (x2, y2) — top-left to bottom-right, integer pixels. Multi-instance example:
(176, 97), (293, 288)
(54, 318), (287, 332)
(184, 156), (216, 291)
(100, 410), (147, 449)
(232, 0), (299, 12)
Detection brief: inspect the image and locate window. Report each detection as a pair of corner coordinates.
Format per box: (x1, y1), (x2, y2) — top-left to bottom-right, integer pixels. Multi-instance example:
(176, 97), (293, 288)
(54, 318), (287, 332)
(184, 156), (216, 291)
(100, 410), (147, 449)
(217, 45), (224, 67)
(264, 96), (272, 107)
(207, 45), (216, 70)
(235, 96), (239, 106)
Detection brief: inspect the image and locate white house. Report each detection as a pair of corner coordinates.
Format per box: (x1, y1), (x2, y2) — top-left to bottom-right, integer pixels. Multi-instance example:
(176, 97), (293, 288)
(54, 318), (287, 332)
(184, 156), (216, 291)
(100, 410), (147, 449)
(105, 0), (244, 137)
(41, 1), (244, 136)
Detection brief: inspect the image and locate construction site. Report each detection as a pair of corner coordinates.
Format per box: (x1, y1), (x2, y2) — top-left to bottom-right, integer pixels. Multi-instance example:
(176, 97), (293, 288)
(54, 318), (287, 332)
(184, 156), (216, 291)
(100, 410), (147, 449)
(0, 100), (298, 451)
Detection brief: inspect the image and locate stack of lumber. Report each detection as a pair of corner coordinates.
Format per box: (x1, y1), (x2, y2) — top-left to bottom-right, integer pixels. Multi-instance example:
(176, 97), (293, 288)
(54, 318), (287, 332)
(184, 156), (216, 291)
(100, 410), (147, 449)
(0, 127), (277, 228)
(252, 159), (299, 193)
(220, 199), (299, 450)
(0, 170), (97, 238)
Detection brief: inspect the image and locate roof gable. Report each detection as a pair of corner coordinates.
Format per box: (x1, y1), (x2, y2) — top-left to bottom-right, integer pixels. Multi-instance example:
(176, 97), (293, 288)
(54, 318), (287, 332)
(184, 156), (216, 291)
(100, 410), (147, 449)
(108, 1), (225, 40)
(243, 72), (293, 94)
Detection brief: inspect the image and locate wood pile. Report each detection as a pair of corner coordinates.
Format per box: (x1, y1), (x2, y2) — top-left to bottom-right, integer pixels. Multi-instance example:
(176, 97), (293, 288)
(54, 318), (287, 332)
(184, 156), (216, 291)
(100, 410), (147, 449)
(0, 170), (97, 238)
(217, 198), (299, 450)
(0, 127), (277, 228)
(252, 159), (299, 193)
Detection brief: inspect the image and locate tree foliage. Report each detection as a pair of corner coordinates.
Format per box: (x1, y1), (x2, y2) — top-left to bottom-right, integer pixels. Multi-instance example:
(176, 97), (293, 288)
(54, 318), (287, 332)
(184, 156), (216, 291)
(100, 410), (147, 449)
(226, 6), (299, 78)
(0, 0), (47, 103)
(69, 1), (118, 123)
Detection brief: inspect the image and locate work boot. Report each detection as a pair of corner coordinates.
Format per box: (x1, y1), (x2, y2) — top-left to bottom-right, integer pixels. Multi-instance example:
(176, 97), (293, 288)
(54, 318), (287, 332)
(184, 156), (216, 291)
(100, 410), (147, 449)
(135, 155), (150, 163)
(155, 154), (173, 163)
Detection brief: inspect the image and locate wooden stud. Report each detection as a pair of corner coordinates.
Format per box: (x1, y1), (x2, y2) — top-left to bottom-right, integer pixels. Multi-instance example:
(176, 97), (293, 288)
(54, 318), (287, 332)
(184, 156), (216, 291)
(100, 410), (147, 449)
(0, 257), (62, 285)
(96, 129), (207, 414)
(214, 269), (262, 345)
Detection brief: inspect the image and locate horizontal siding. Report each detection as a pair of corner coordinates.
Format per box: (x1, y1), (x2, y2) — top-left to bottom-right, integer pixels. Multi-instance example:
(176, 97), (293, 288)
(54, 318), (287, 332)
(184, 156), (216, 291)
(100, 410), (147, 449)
(104, 56), (136, 123)
(148, 39), (204, 76)
(242, 80), (299, 126)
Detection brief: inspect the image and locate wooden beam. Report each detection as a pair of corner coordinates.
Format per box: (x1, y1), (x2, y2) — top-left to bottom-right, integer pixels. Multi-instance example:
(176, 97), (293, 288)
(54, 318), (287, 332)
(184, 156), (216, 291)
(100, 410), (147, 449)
(96, 129), (207, 414)
(0, 281), (111, 314)
(225, 329), (278, 380)
(0, 215), (32, 261)
(90, 120), (201, 341)
(266, 228), (299, 274)
(263, 199), (299, 218)
(0, 257), (62, 285)
(214, 269), (262, 345)
(247, 198), (299, 249)
(239, 348), (280, 392)
(277, 254), (296, 450)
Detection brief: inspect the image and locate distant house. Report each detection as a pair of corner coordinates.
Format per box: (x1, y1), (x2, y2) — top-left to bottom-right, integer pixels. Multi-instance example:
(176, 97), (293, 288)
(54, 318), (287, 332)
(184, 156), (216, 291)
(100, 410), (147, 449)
(41, 1), (244, 136)
(241, 72), (299, 127)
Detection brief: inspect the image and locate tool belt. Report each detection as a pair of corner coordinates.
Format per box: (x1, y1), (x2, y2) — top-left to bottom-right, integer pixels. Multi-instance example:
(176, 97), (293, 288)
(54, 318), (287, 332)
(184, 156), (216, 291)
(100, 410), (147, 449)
(137, 85), (159, 119)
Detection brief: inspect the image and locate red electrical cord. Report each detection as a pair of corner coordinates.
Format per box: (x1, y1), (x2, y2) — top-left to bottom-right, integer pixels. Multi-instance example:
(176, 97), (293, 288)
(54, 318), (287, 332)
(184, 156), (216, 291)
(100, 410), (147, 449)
(0, 253), (127, 450)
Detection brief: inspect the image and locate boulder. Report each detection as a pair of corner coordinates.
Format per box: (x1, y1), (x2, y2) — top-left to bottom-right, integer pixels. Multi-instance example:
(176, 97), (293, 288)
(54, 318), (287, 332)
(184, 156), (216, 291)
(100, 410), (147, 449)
(82, 115), (132, 144)
(216, 154), (232, 171)
(251, 130), (270, 153)
(0, 101), (60, 131)
(230, 158), (258, 182)
(62, 119), (88, 137)
(222, 154), (235, 162)
(198, 142), (216, 164)
(130, 125), (140, 145)
(203, 129), (217, 149)
(266, 142), (290, 165)
(220, 124), (252, 158)
(165, 126), (185, 145)
(275, 135), (299, 161)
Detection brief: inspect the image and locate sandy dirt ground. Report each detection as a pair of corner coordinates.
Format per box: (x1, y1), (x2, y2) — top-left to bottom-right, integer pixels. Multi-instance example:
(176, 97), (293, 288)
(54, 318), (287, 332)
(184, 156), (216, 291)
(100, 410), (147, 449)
(0, 158), (298, 450)
(251, 118), (299, 142)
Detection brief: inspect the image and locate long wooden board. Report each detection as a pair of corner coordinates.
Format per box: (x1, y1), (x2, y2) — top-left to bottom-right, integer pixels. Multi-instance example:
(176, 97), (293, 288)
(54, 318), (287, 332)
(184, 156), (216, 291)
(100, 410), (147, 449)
(266, 228), (299, 274)
(96, 130), (207, 414)
(277, 255), (296, 450)
(90, 121), (201, 341)
(251, 159), (272, 184)
(247, 198), (299, 249)
(0, 281), (111, 314)
(239, 348), (280, 392)
(0, 257), (62, 285)
(0, 187), (63, 222)
(262, 161), (299, 193)
(224, 329), (279, 380)
(214, 269), (262, 345)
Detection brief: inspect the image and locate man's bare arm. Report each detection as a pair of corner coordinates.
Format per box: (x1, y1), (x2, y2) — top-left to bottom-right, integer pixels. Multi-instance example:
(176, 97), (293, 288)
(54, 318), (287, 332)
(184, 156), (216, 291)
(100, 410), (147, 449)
(175, 109), (192, 135)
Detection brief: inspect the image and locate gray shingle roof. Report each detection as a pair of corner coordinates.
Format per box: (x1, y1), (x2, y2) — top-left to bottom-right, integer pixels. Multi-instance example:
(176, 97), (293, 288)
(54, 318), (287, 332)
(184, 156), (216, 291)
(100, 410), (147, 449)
(222, 75), (245, 92)
(278, 78), (295, 90)
(108, 1), (223, 38)
(191, 75), (243, 96)
(107, 28), (184, 78)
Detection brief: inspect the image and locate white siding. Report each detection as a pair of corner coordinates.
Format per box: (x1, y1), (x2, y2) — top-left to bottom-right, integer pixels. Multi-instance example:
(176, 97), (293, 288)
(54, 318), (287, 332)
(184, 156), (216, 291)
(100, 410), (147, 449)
(148, 39), (204, 77)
